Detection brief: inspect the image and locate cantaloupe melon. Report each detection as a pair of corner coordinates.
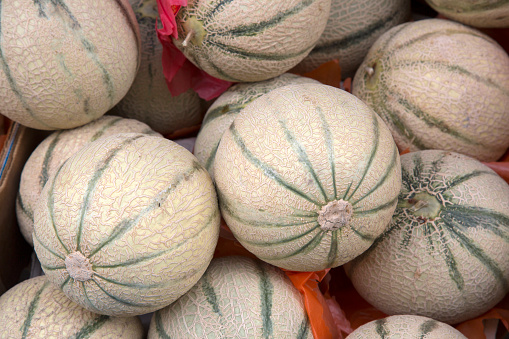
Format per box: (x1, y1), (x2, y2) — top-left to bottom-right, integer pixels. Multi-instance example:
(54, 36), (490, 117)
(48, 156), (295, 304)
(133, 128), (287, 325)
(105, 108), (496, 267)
(172, 0), (332, 82)
(293, 0), (411, 78)
(110, 0), (205, 136)
(148, 256), (313, 338)
(352, 19), (509, 162)
(425, 0), (509, 28)
(345, 150), (509, 324)
(0, 0), (141, 130)
(16, 116), (159, 246)
(0, 276), (144, 338)
(214, 83), (401, 272)
(346, 315), (467, 338)
(33, 133), (220, 316)
(194, 73), (320, 179)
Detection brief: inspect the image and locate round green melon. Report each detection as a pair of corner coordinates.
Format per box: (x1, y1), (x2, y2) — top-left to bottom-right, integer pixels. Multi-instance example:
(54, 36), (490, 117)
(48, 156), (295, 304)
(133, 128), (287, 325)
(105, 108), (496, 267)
(292, 0), (411, 78)
(346, 315), (467, 339)
(110, 0), (205, 136)
(194, 73), (320, 179)
(0, 0), (141, 130)
(213, 83), (402, 272)
(172, 0), (332, 82)
(148, 256), (312, 339)
(16, 116), (159, 247)
(345, 150), (509, 324)
(425, 0), (509, 28)
(33, 133), (220, 316)
(352, 18), (509, 162)
(0, 276), (144, 338)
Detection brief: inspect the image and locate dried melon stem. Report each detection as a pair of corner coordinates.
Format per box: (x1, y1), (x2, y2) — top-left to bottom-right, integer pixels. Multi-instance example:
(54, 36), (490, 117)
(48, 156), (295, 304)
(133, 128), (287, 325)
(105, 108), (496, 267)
(399, 191), (442, 219)
(318, 199), (353, 231)
(182, 16), (206, 46)
(65, 251), (93, 282)
(365, 60), (382, 91)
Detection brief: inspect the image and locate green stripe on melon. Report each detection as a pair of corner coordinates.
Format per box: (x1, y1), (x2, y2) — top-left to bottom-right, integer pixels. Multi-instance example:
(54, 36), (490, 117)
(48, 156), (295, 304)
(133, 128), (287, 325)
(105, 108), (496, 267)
(0, 0), (140, 130)
(16, 116), (159, 246)
(345, 150), (509, 324)
(213, 83), (401, 272)
(173, 0), (331, 82)
(147, 256), (312, 339)
(425, 0), (509, 28)
(352, 19), (509, 162)
(194, 73), (320, 179)
(110, 0), (205, 136)
(292, 0), (411, 78)
(33, 133), (220, 316)
(346, 315), (467, 338)
(0, 276), (144, 338)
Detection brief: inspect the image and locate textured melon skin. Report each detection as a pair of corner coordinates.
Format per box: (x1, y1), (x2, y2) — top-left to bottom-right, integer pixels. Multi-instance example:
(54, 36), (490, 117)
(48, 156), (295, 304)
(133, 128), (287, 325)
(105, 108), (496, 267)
(16, 116), (159, 247)
(214, 83), (401, 272)
(426, 0), (509, 28)
(148, 256), (313, 339)
(292, 0), (411, 78)
(33, 133), (220, 316)
(194, 73), (320, 180)
(110, 0), (205, 136)
(0, 276), (144, 338)
(345, 150), (509, 324)
(0, 0), (141, 130)
(352, 19), (509, 162)
(346, 315), (467, 339)
(173, 0), (332, 82)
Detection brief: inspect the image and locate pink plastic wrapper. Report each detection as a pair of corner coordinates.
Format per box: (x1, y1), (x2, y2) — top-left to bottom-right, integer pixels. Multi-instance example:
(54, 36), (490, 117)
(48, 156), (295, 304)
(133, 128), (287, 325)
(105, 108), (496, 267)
(155, 0), (232, 100)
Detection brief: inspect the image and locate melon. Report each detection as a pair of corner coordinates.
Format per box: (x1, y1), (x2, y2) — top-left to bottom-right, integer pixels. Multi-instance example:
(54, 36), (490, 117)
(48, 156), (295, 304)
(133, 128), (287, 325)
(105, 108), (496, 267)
(0, 276), (144, 338)
(345, 150), (509, 324)
(352, 19), (509, 162)
(33, 133), (220, 316)
(110, 0), (205, 136)
(194, 73), (320, 179)
(0, 0), (141, 130)
(213, 83), (401, 272)
(346, 315), (467, 339)
(292, 0), (411, 78)
(425, 0), (509, 28)
(148, 256), (312, 339)
(172, 0), (332, 82)
(16, 116), (159, 247)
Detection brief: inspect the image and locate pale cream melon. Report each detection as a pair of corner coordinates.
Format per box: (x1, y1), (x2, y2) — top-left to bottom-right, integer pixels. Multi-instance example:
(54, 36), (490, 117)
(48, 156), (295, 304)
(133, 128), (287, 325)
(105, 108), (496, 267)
(345, 150), (509, 324)
(16, 116), (159, 247)
(293, 0), (411, 78)
(110, 0), (205, 136)
(352, 18), (509, 162)
(213, 83), (402, 272)
(0, 276), (144, 338)
(346, 315), (467, 338)
(426, 0), (509, 28)
(148, 256), (313, 339)
(172, 0), (332, 82)
(194, 73), (320, 180)
(0, 0), (140, 130)
(33, 133), (220, 316)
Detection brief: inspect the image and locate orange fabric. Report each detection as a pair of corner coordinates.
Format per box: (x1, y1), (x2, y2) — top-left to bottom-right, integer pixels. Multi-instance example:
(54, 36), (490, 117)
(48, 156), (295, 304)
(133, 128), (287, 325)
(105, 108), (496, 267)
(483, 162), (509, 183)
(291, 60), (342, 89)
(455, 304), (509, 338)
(282, 269), (340, 339)
(342, 77), (352, 93)
(326, 266), (509, 339)
(0, 135), (6, 153)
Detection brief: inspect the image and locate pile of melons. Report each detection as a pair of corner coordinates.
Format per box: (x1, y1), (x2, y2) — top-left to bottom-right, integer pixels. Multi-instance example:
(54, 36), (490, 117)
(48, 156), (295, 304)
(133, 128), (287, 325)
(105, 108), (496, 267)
(0, 0), (508, 338)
